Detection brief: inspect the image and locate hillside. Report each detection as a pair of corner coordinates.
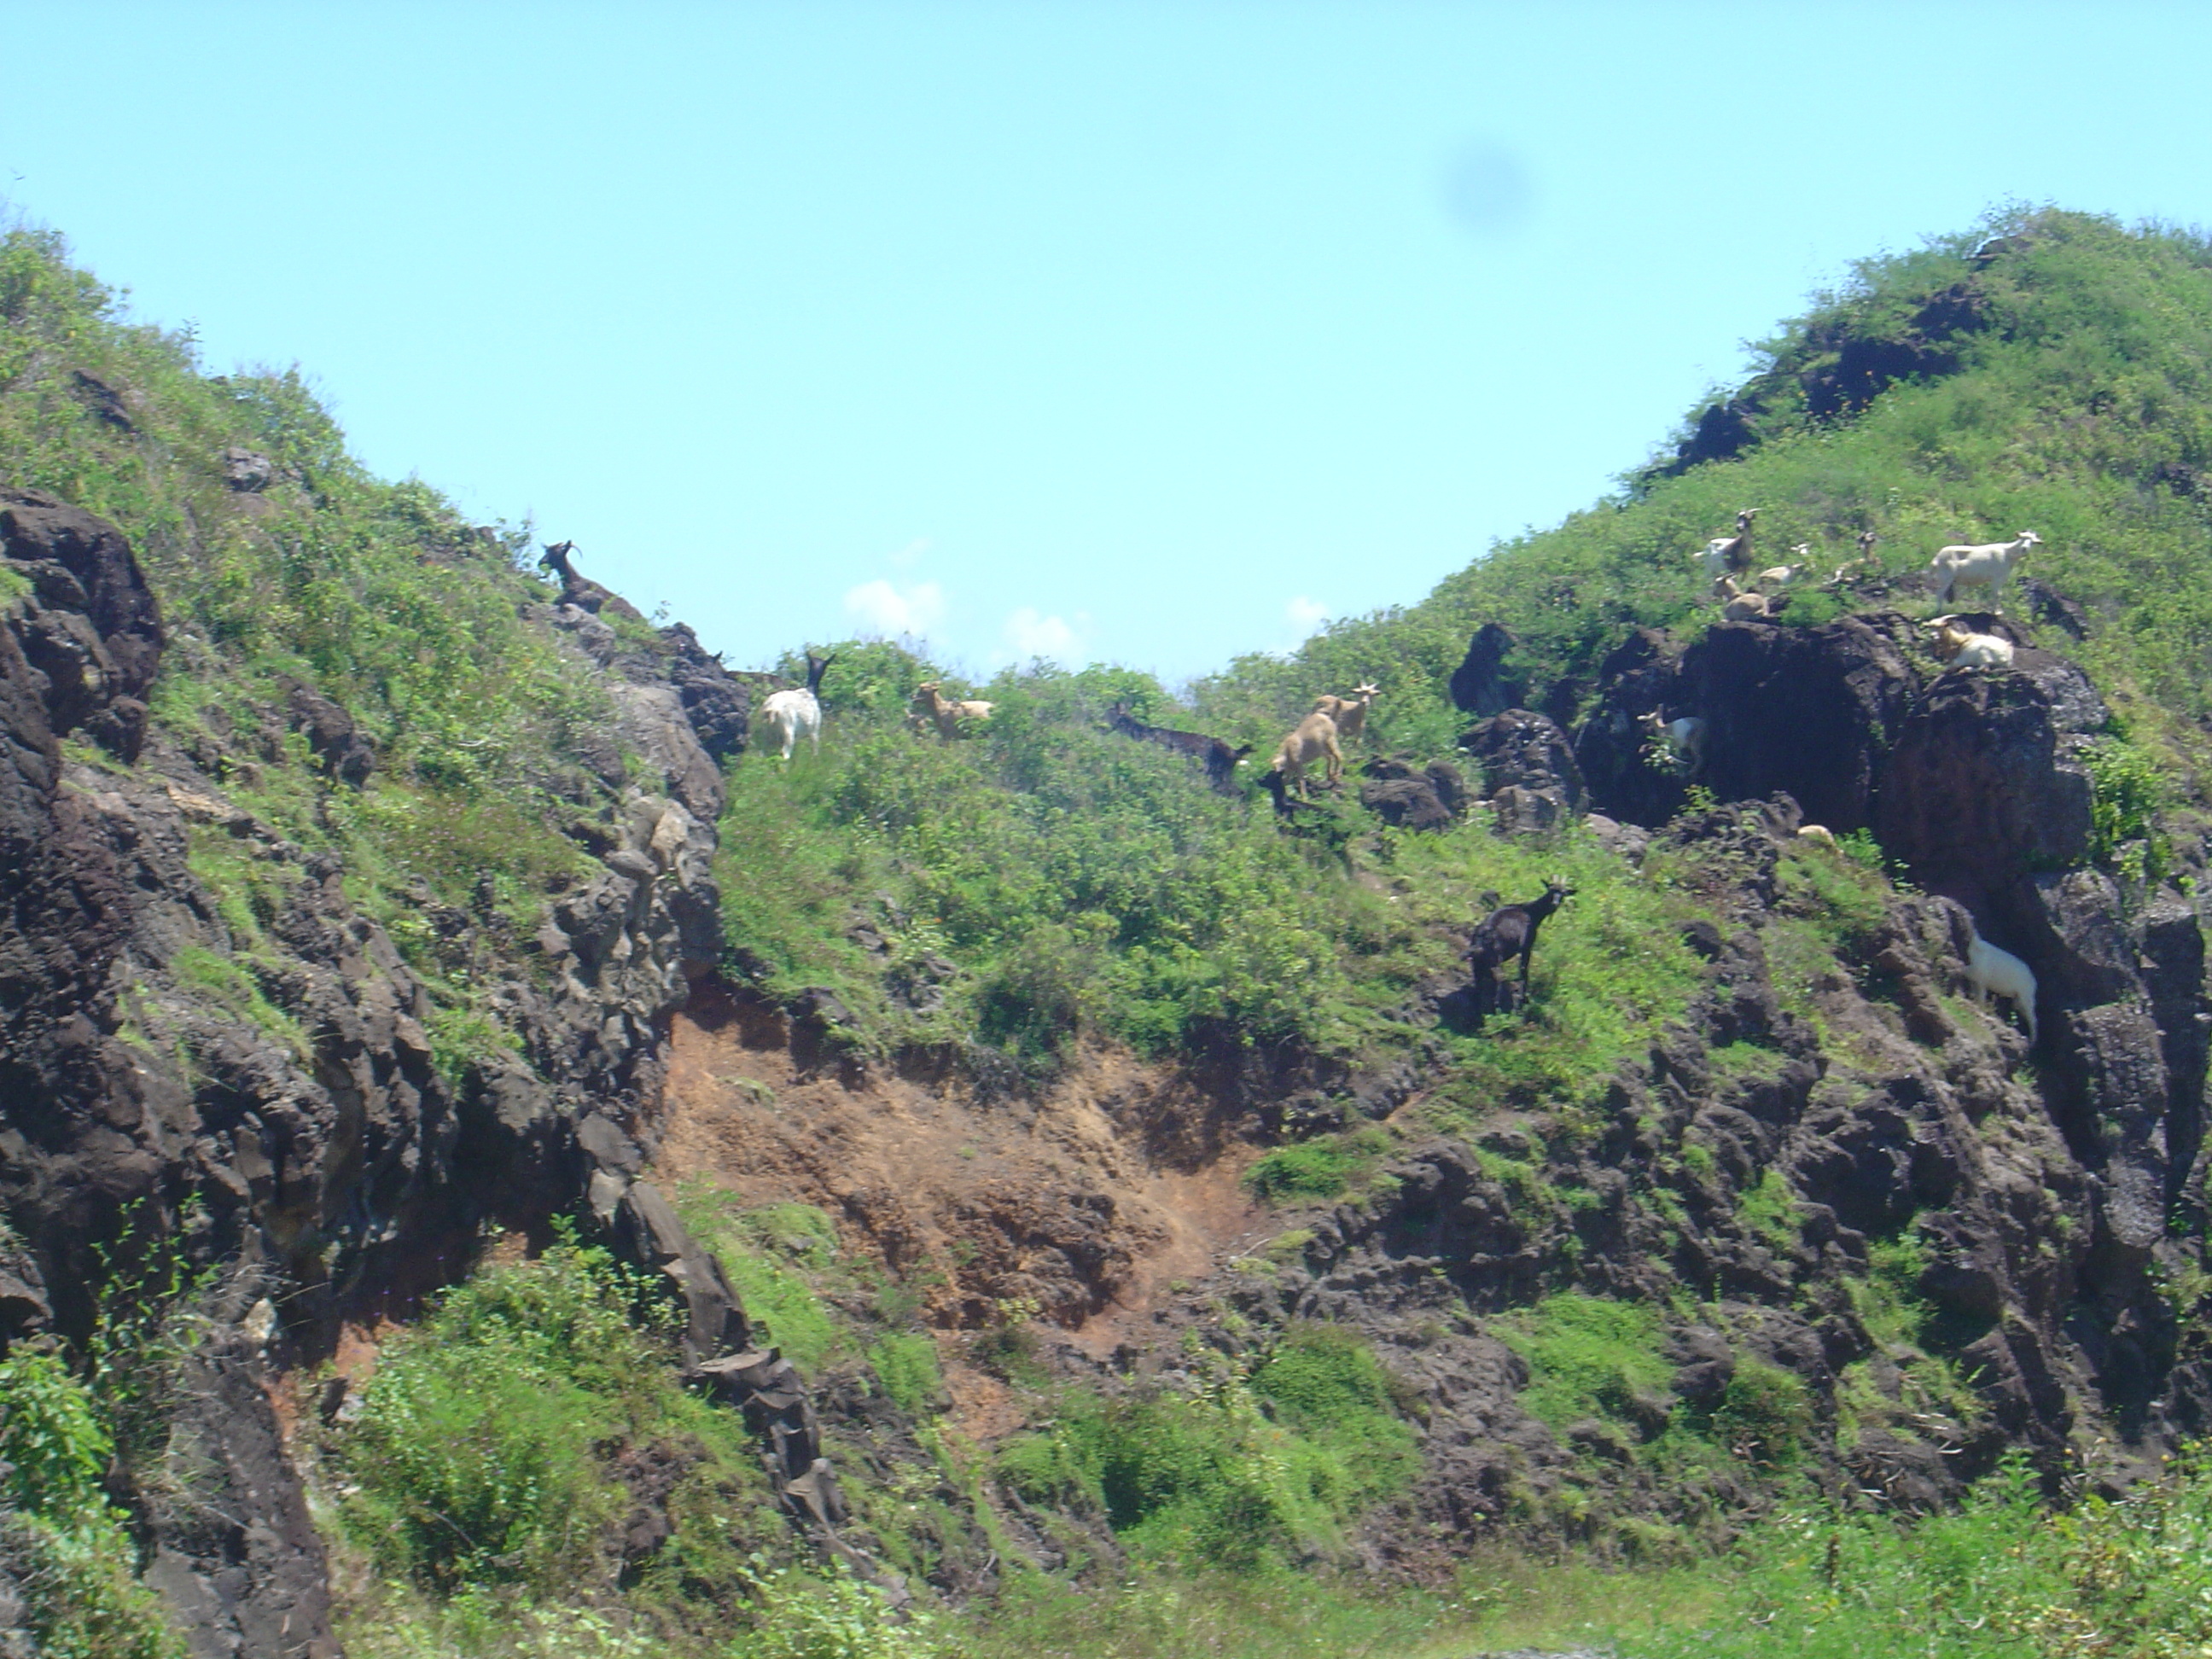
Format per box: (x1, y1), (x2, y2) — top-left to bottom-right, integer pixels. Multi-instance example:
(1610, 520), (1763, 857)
(5, 207), (2212, 1659)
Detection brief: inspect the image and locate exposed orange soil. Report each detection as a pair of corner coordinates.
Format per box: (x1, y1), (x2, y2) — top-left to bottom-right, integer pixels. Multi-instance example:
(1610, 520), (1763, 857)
(651, 984), (1268, 1365)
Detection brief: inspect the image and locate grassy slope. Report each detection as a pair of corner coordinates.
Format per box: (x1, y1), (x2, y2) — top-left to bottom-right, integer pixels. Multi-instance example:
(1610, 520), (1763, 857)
(0, 224), (636, 1079)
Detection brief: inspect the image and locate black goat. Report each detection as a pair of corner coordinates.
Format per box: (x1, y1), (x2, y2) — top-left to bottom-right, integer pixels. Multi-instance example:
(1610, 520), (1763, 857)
(1106, 702), (1254, 795)
(1465, 880), (1574, 1017)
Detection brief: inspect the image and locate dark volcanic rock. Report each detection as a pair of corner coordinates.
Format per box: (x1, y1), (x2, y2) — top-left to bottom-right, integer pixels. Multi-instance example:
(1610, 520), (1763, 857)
(1359, 758), (1456, 830)
(141, 1325), (340, 1659)
(1448, 622), (1524, 716)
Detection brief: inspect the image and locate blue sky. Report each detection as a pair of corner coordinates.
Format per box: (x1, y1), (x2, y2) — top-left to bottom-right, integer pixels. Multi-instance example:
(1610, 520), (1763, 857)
(4, 3), (2210, 684)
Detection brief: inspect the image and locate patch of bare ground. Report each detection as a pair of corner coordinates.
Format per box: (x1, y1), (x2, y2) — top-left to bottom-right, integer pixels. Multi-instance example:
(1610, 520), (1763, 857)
(650, 982), (1269, 1374)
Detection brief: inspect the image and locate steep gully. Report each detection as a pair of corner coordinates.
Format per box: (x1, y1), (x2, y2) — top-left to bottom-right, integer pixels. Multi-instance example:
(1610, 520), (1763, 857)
(3, 493), (2210, 1644)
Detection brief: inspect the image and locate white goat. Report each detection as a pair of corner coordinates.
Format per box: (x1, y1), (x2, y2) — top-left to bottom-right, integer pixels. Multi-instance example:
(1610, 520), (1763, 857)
(1925, 616), (2016, 671)
(1965, 928), (2039, 1045)
(1638, 710), (1708, 776)
(760, 650), (834, 761)
(1929, 531), (2040, 610)
(1796, 824), (1838, 851)
(1754, 551), (1808, 592)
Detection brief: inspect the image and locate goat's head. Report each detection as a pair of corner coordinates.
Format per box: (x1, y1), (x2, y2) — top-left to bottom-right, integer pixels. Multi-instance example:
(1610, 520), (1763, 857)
(803, 650), (835, 692)
(1790, 543), (1812, 559)
(1540, 878), (1575, 911)
(2017, 531), (2043, 549)
(539, 539), (576, 571)
(1736, 508), (1760, 530)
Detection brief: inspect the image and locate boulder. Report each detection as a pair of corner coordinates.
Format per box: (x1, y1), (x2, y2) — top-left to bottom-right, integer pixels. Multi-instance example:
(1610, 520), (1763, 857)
(1447, 622), (1523, 716)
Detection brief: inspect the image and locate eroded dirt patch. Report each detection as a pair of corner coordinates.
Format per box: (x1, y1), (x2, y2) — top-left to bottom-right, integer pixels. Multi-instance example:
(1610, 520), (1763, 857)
(651, 983), (1266, 1342)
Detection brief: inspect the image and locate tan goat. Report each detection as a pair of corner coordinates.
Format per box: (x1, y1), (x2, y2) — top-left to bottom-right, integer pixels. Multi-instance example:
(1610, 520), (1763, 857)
(909, 681), (995, 742)
(1266, 709), (1343, 798)
(1311, 683), (1381, 742)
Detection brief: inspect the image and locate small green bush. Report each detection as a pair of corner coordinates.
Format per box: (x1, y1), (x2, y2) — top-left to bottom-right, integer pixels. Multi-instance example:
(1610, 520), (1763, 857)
(333, 1234), (668, 1592)
(1499, 1294), (1670, 1433)
(0, 1351), (183, 1659)
(1243, 1130), (1389, 1204)
(869, 1334), (945, 1418)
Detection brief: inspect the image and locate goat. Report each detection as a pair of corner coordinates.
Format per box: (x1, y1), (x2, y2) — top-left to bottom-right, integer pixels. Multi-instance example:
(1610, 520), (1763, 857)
(1465, 880), (1575, 1016)
(1924, 616), (2016, 670)
(1796, 824), (1838, 851)
(1267, 708), (1343, 798)
(1638, 710), (1708, 777)
(1964, 926), (2038, 1045)
(1716, 575), (1771, 621)
(538, 540), (648, 623)
(1312, 683), (1381, 743)
(1714, 508), (1759, 573)
(1929, 531), (2040, 610)
(760, 650), (835, 761)
(910, 681), (995, 742)
(1106, 702), (1254, 795)
(1754, 553), (1807, 593)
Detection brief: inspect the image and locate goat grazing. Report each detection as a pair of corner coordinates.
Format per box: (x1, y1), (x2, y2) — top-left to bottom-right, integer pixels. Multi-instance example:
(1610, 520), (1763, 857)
(1638, 710), (1708, 776)
(760, 650), (834, 761)
(1924, 616), (2016, 671)
(1929, 531), (2040, 610)
(1465, 880), (1575, 1016)
(910, 681), (995, 742)
(1106, 702), (1254, 794)
(1312, 683), (1381, 742)
(1716, 576), (1771, 621)
(1266, 708), (1344, 798)
(1964, 926), (2038, 1045)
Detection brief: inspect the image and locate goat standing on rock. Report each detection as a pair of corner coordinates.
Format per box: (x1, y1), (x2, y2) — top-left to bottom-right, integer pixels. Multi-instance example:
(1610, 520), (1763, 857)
(1466, 880), (1574, 1021)
(1929, 531), (2040, 610)
(760, 650), (834, 761)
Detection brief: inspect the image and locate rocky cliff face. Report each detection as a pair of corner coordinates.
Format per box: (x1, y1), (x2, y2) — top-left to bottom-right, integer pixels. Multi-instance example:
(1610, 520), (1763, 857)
(0, 496), (840, 1651)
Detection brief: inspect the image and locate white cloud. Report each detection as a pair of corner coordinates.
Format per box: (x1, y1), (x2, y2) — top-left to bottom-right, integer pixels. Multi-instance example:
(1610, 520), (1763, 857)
(888, 536), (933, 568)
(1003, 607), (1084, 664)
(1285, 595), (1330, 634)
(844, 579), (946, 638)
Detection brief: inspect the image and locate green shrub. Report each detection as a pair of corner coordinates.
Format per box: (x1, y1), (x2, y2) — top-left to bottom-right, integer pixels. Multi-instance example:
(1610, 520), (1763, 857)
(1243, 1129), (1389, 1204)
(1499, 1294), (1670, 1432)
(733, 1561), (948, 1658)
(1735, 1170), (1804, 1254)
(869, 1335), (945, 1418)
(332, 1234), (671, 1592)
(0, 1351), (183, 1659)
(2082, 732), (2169, 882)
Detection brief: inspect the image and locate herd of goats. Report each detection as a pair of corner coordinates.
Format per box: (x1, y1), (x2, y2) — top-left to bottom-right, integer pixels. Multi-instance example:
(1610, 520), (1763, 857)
(549, 521), (2049, 1041)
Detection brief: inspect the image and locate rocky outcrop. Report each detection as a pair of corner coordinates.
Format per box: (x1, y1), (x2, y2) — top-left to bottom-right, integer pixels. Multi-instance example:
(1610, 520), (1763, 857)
(1448, 623), (1523, 717)
(1463, 707), (1583, 835)
(0, 498), (840, 1654)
